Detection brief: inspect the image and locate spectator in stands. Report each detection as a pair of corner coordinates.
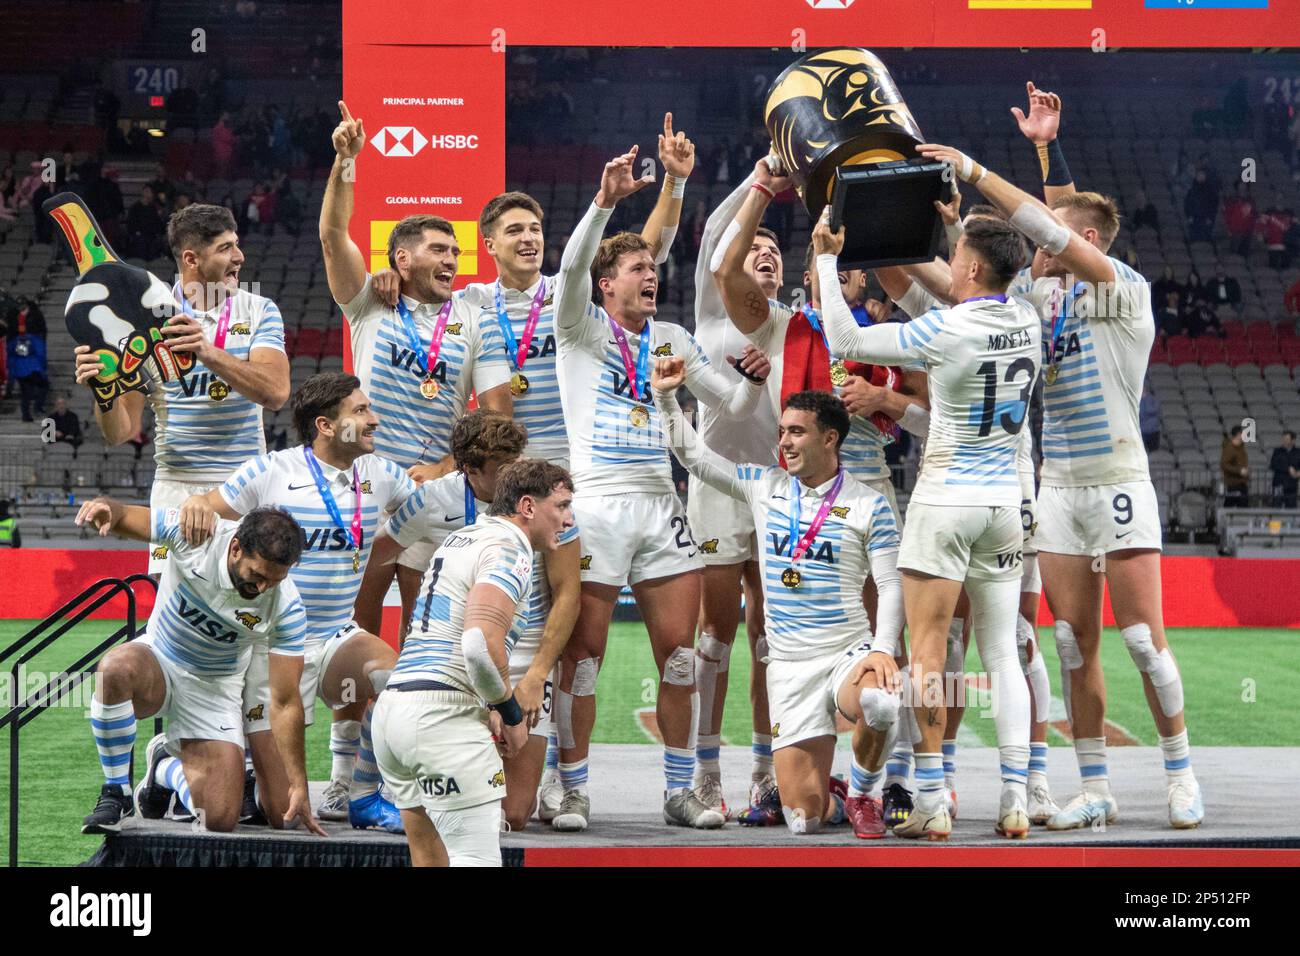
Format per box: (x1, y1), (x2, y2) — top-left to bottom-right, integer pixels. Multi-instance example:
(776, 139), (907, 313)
(268, 106), (292, 170)
(1183, 295), (1223, 339)
(1140, 380), (1161, 453)
(1285, 274), (1300, 318)
(174, 191), (193, 214)
(1271, 431), (1300, 508)
(146, 164), (176, 212)
(49, 396), (83, 456)
(1222, 183), (1257, 257)
(245, 182), (276, 234)
(7, 299), (48, 422)
(1259, 202), (1295, 269)
(1131, 190), (1159, 233)
(0, 499), (19, 549)
(269, 169), (302, 236)
(543, 243), (563, 276)
(126, 185), (166, 260)
(0, 163), (16, 220)
(1207, 264), (1242, 313)
(1184, 167), (1219, 244)
(211, 112), (236, 181)
(1152, 266), (1184, 313)
(1221, 424), (1250, 507)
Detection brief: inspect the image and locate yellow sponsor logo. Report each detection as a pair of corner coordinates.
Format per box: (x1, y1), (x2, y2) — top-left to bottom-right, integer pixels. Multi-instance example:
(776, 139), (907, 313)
(579, 555), (592, 570)
(228, 322), (251, 336)
(771, 722), (780, 738)
(829, 506), (850, 519)
(968, 1), (1091, 8)
(652, 343), (673, 357)
(245, 704), (264, 722)
(358, 480), (372, 494)
(235, 611), (261, 629)
(151, 545), (169, 559)
(444, 323), (462, 336)
(489, 769), (505, 788)
(369, 219), (479, 276)
(699, 538), (719, 554)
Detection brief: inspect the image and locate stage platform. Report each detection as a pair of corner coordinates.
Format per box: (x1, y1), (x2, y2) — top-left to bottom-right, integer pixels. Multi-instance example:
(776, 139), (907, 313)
(86, 746), (1300, 867)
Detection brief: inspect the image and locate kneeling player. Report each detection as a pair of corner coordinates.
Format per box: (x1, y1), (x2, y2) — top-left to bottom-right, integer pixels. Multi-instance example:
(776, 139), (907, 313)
(653, 366), (904, 838)
(371, 459), (575, 866)
(78, 500), (323, 836)
(362, 410), (581, 831)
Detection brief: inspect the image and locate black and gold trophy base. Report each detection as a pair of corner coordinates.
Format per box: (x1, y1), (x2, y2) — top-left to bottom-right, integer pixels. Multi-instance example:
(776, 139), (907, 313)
(828, 160), (950, 269)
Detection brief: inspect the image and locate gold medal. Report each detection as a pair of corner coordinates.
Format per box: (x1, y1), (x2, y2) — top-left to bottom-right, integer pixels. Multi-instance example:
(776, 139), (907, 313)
(1044, 365), (1058, 386)
(352, 548), (360, 573)
(510, 372), (529, 396)
(420, 377), (440, 400)
(629, 405), (650, 428)
(830, 361), (848, 387)
(781, 567), (802, 589)
(207, 380), (230, 401)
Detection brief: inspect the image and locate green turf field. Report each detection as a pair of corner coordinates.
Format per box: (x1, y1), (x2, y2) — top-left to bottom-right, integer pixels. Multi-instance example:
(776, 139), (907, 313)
(0, 618), (1293, 866)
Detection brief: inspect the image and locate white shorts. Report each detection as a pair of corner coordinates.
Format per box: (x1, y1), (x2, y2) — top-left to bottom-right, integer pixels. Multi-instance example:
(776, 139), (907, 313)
(138, 636), (247, 749)
(572, 493), (703, 586)
(149, 478), (221, 573)
(242, 624), (351, 733)
(396, 536), (438, 574)
(1035, 480), (1163, 557)
(898, 502), (1023, 582)
(508, 634), (553, 740)
(371, 687), (505, 817)
(1021, 551), (1041, 595)
(766, 638), (874, 750)
(687, 477), (755, 565)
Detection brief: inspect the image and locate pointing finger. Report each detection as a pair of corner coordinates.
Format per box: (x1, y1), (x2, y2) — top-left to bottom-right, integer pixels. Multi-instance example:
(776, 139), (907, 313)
(663, 111), (674, 139)
(339, 100), (353, 123)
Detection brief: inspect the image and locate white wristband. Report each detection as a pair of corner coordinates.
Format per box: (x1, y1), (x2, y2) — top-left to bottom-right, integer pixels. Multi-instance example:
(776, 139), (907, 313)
(666, 175), (686, 199)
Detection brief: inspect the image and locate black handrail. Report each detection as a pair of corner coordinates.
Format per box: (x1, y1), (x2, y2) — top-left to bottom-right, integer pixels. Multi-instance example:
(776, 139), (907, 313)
(4, 574), (157, 868)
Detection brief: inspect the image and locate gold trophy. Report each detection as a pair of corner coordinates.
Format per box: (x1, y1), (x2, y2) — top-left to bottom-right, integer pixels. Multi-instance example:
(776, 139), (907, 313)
(764, 48), (948, 268)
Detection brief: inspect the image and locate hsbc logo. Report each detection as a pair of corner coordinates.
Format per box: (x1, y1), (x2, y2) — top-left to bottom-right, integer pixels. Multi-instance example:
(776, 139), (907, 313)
(370, 127), (480, 157)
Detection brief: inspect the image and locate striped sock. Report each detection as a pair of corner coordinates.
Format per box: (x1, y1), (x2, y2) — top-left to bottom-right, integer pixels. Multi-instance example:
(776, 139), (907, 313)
(90, 698), (136, 792)
(1029, 741), (1049, 791)
(914, 753), (945, 812)
(350, 704), (382, 799)
(558, 758), (588, 793)
(1158, 730), (1193, 783)
(544, 729), (559, 773)
(751, 733), (773, 781)
(329, 719), (361, 785)
(941, 740), (957, 790)
(999, 743), (1030, 803)
(849, 759), (882, 798)
(1075, 736), (1111, 798)
(664, 746), (695, 794)
(885, 738), (913, 790)
(156, 755), (194, 814)
(696, 733), (721, 778)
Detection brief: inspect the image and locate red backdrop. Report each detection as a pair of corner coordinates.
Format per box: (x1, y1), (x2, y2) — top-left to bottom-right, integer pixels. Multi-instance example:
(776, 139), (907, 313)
(5, 550), (1299, 629)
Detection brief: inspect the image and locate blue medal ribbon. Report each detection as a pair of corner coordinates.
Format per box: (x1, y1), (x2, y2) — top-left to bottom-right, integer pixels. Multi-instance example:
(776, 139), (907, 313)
(464, 475), (477, 526)
(303, 447), (361, 550)
(609, 316), (651, 401)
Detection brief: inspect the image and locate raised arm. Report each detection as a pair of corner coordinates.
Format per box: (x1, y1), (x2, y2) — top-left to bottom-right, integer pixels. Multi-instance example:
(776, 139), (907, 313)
(650, 357), (752, 503)
(639, 113), (694, 264)
(916, 142), (1113, 287)
(713, 159), (792, 335)
(74, 496), (153, 542)
(695, 171), (758, 324)
(1010, 81), (1075, 206)
(318, 100), (369, 306)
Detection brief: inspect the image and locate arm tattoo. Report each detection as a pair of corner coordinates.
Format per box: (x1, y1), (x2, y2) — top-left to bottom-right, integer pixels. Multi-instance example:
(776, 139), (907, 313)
(744, 289), (764, 317)
(465, 605), (514, 632)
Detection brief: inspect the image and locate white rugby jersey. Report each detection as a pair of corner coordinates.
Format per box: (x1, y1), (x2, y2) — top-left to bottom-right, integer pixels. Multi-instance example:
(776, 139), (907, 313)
(151, 287), (284, 482)
(395, 516), (534, 693)
(461, 276), (568, 463)
(340, 275), (511, 467)
(1025, 257), (1153, 487)
(746, 299), (892, 483)
(386, 470), (580, 634)
(147, 512), (307, 678)
(692, 175), (781, 468)
(819, 256), (1040, 508)
(655, 389), (901, 660)
(553, 203), (764, 497)
(219, 447), (417, 645)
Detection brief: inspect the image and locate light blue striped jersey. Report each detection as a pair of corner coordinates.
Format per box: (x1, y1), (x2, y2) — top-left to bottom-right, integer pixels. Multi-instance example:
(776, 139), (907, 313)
(341, 274), (512, 467)
(147, 512), (307, 677)
(384, 471), (580, 637)
(1025, 258), (1154, 487)
(219, 447), (416, 645)
(396, 516), (534, 694)
(461, 276), (568, 463)
(745, 300), (892, 482)
(149, 288), (285, 481)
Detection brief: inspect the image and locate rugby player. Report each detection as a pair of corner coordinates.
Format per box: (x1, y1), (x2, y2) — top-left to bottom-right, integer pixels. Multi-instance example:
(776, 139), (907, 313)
(318, 101), (512, 818)
(370, 459), (575, 866)
(176, 373), (419, 832)
(549, 147), (770, 830)
(922, 138), (1203, 829)
(652, 369), (903, 838)
(361, 410), (580, 831)
(815, 211), (1039, 840)
(77, 501), (322, 836)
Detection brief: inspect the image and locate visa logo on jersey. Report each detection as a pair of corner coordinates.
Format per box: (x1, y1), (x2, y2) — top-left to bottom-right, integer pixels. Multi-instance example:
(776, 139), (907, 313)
(1144, 0), (1266, 7)
(369, 219), (478, 276)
